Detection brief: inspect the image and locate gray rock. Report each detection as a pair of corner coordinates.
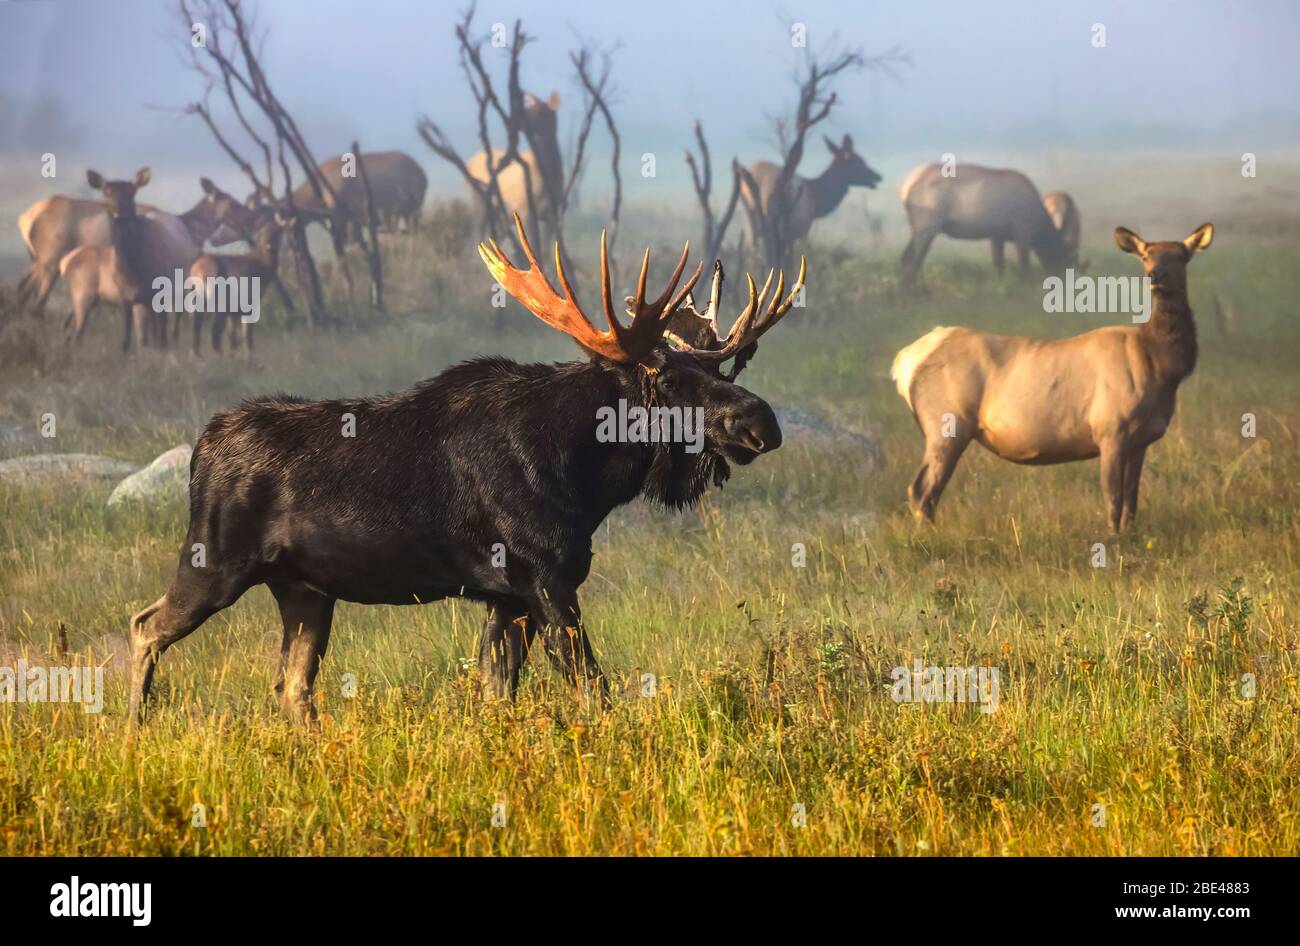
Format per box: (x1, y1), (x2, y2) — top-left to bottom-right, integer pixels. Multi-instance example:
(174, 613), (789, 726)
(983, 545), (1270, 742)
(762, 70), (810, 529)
(772, 404), (884, 468)
(0, 453), (140, 483)
(108, 444), (193, 507)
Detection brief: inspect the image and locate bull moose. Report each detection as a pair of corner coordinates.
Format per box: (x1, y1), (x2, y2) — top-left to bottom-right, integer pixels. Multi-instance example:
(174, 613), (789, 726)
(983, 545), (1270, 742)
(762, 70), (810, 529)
(128, 215), (806, 725)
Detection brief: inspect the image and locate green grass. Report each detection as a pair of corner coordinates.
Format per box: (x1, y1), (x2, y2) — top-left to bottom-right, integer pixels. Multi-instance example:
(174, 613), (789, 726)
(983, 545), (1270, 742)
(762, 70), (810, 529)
(0, 203), (1297, 855)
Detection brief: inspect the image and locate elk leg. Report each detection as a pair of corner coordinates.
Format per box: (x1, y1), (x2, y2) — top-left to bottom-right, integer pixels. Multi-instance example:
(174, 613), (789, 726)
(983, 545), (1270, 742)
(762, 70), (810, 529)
(72, 295), (99, 345)
(132, 304), (152, 349)
(267, 581), (335, 728)
(193, 310), (205, 356)
(121, 303), (135, 353)
(477, 599), (535, 700)
(1099, 441), (1125, 533)
(128, 560), (251, 725)
(530, 588), (609, 709)
(1015, 240), (1032, 276)
(908, 426), (973, 522)
(991, 240), (1005, 275)
(1121, 446), (1147, 530)
(901, 227), (938, 288)
(211, 314), (225, 354)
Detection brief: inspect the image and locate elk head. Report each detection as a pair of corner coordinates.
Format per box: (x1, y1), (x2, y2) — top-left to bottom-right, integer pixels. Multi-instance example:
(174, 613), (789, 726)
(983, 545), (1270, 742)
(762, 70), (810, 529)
(1115, 223), (1213, 298)
(479, 216), (806, 491)
(824, 134), (881, 190)
(87, 167), (150, 220)
(202, 177), (262, 246)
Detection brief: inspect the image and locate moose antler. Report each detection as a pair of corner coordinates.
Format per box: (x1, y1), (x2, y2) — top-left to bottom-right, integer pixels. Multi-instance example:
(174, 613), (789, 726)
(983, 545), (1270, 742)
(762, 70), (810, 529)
(479, 214), (702, 363)
(666, 255), (807, 368)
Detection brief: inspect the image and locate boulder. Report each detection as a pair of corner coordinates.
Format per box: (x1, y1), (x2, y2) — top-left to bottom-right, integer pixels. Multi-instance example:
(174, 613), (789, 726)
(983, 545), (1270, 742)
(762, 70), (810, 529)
(107, 445), (193, 507)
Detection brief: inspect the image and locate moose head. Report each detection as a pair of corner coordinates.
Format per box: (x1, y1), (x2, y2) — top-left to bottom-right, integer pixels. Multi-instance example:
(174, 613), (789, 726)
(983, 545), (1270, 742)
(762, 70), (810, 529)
(480, 216), (804, 494)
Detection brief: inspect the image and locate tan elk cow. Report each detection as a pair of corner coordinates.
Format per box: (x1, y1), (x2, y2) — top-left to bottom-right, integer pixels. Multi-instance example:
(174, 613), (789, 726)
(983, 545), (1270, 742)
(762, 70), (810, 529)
(60, 169), (212, 351)
(183, 208), (292, 357)
(1043, 191), (1081, 262)
(899, 162), (1076, 286)
(740, 134), (882, 245)
(287, 150), (427, 236)
(17, 177), (252, 318)
(465, 92), (565, 225)
(891, 223), (1213, 532)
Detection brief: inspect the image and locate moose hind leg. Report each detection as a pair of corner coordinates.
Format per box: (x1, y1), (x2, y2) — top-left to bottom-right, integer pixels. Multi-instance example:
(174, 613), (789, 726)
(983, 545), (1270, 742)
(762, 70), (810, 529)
(477, 599), (535, 700)
(530, 588), (609, 709)
(268, 581), (335, 728)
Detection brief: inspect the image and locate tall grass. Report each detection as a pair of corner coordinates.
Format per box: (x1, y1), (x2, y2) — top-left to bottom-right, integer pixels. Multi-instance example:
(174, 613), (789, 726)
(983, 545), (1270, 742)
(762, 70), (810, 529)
(0, 202), (1296, 855)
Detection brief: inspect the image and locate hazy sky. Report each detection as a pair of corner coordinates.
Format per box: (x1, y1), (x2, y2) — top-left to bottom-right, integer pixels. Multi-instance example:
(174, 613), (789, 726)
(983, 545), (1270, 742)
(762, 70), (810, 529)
(2, 0), (1298, 201)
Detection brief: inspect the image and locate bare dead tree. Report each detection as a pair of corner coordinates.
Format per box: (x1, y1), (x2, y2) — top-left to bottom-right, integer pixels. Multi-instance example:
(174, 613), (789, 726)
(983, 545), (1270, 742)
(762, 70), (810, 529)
(176, 0), (389, 326)
(417, 5), (621, 288)
(685, 120), (743, 265)
(353, 139), (385, 313)
(749, 43), (908, 268)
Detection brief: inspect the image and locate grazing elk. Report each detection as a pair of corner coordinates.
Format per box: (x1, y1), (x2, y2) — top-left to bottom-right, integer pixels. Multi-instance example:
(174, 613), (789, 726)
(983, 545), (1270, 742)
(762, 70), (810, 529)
(287, 150), (427, 238)
(61, 169), (227, 351)
(900, 162), (1076, 287)
(466, 92), (565, 225)
(181, 208), (293, 357)
(127, 214), (806, 726)
(17, 177), (252, 319)
(891, 223), (1213, 532)
(1043, 191), (1082, 264)
(741, 134), (882, 247)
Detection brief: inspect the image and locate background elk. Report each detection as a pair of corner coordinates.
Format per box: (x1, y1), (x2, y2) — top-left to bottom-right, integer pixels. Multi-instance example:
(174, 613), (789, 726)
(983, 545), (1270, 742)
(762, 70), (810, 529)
(891, 222), (1213, 531)
(1043, 191), (1082, 263)
(899, 162), (1076, 286)
(17, 177), (253, 318)
(465, 91), (565, 226)
(286, 150), (427, 237)
(740, 134), (881, 248)
(182, 207), (293, 357)
(127, 215), (806, 726)
(61, 168), (230, 350)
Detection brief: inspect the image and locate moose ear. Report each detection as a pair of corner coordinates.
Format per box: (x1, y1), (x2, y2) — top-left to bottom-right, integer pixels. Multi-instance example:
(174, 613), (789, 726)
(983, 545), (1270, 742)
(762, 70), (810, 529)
(1183, 222), (1213, 255)
(841, 133), (854, 151)
(548, 90), (560, 110)
(1114, 226), (1145, 256)
(86, 170), (104, 190)
(200, 176), (217, 195)
(133, 167), (152, 189)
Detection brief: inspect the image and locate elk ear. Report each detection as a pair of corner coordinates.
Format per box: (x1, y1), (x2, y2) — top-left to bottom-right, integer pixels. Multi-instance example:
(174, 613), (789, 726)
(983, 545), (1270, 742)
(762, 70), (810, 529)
(823, 135), (840, 156)
(548, 90), (560, 110)
(841, 133), (854, 152)
(133, 167), (152, 189)
(86, 170), (104, 190)
(1183, 223), (1213, 255)
(200, 177), (217, 195)
(1114, 227), (1145, 256)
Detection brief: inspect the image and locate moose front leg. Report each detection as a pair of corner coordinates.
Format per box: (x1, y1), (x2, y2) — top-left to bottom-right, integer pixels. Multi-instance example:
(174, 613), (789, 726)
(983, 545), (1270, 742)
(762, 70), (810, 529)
(529, 586), (610, 710)
(478, 599), (535, 700)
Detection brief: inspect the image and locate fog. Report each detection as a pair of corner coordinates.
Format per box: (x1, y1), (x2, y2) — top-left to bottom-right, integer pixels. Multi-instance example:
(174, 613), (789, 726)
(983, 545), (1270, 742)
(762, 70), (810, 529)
(1, 0), (1298, 207)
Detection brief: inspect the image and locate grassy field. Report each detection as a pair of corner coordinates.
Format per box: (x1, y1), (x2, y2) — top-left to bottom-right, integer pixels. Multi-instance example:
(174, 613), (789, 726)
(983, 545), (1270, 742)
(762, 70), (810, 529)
(0, 170), (1297, 855)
